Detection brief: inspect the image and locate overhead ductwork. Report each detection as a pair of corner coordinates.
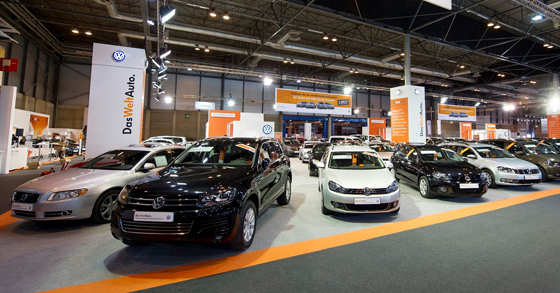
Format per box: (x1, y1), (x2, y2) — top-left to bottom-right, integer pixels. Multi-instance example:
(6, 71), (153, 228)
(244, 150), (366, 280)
(93, 0), (143, 23)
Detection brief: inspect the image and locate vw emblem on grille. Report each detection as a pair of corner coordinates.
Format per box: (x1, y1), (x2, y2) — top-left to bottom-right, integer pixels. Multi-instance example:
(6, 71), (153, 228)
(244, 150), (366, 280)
(364, 188), (373, 196)
(112, 50), (126, 61)
(21, 194), (28, 201)
(152, 196), (165, 209)
(465, 175), (471, 182)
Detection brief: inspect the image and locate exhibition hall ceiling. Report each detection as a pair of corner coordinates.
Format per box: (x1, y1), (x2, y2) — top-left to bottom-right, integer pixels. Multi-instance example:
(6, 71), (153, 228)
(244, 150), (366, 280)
(1, 0), (560, 106)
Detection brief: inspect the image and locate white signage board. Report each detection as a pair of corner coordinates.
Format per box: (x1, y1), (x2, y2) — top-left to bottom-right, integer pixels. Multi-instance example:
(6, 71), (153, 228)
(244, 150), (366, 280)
(389, 85), (426, 144)
(424, 0), (452, 10)
(86, 43), (146, 159)
(195, 101), (216, 110)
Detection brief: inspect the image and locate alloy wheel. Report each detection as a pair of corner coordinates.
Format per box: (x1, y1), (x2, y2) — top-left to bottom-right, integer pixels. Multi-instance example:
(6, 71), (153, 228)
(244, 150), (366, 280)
(100, 194), (117, 221)
(243, 207), (256, 243)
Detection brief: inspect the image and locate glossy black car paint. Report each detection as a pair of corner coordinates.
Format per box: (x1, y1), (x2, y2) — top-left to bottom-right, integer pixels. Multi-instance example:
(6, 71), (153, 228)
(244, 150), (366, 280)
(308, 142), (331, 176)
(391, 144), (489, 197)
(111, 137), (292, 245)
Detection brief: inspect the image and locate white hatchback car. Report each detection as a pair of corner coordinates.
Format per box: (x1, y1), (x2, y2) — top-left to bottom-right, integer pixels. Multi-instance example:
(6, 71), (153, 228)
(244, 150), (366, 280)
(316, 145), (400, 214)
(299, 141), (319, 162)
(11, 145), (186, 223)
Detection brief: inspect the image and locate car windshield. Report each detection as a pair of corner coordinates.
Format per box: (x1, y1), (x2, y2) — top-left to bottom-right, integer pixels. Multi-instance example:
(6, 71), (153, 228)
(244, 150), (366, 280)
(418, 148), (463, 162)
(519, 142), (559, 155)
(283, 139), (299, 145)
(473, 147), (514, 158)
(313, 144), (329, 155)
(80, 150), (149, 170)
(330, 137), (347, 143)
(173, 141), (257, 167)
(328, 151), (385, 169)
(171, 138), (183, 143)
(369, 144), (395, 152)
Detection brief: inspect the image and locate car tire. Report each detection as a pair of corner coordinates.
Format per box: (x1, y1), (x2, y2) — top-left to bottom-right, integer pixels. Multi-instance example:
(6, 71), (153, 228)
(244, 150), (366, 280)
(228, 200), (257, 251)
(122, 239), (148, 246)
(277, 178), (291, 205)
(91, 190), (119, 224)
(321, 194), (333, 215)
(483, 169), (496, 188)
(539, 166), (549, 182)
(418, 176), (435, 198)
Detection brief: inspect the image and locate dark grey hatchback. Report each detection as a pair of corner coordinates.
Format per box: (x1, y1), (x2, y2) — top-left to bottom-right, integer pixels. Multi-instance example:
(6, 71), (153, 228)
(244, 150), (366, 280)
(111, 137), (292, 250)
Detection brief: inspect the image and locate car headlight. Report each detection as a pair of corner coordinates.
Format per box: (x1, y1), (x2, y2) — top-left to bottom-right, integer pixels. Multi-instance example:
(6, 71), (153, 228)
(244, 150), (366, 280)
(386, 180), (399, 193)
(546, 159), (560, 167)
(47, 188), (88, 201)
(200, 188), (237, 206)
(433, 172), (451, 183)
(118, 185), (131, 204)
(496, 166), (514, 173)
(328, 180), (346, 193)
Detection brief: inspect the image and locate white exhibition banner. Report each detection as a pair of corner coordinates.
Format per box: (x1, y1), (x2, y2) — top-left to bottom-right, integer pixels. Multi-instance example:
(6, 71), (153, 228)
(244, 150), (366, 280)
(437, 104), (477, 122)
(86, 43), (146, 159)
(389, 85), (426, 144)
(0, 86), (17, 174)
(275, 88), (352, 115)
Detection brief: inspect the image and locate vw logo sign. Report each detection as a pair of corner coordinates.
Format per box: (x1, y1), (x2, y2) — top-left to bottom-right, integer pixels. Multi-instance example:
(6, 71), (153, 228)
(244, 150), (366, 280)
(364, 188), (372, 196)
(262, 124), (273, 135)
(112, 50), (126, 62)
(152, 196), (165, 209)
(21, 194), (28, 201)
(465, 175), (471, 182)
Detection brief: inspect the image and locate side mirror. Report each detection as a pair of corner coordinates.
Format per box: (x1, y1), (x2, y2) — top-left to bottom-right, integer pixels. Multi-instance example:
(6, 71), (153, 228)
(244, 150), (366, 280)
(260, 158), (271, 170)
(316, 161), (325, 168)
(142, 163), (156, 171)
(467, 154), (476, 159)
(385, 162), (394, 169)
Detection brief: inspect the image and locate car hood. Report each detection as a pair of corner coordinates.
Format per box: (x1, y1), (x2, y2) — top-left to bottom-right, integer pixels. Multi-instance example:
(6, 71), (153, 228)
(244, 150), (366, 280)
(16, 168), (126, 192)
(423, 161), (480, 174)
(479, 157), (538, 169)
(131, 166), (253, 195)
(326, 168), (395, 189)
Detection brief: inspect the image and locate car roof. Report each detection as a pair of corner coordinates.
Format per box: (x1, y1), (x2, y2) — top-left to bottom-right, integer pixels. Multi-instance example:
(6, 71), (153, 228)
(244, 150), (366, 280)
(203, 136), (270, 143)
(121, 145), (183, 151)
(331, 145), (372, 152)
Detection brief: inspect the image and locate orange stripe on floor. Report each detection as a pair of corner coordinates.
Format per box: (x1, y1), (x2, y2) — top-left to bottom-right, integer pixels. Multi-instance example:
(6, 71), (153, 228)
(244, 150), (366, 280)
(40, 187), (560, 293)
(0, 211), (18, 231)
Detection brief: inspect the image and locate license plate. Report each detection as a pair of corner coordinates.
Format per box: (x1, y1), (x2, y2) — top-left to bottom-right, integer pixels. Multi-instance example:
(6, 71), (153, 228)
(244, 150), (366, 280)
(354, 197), (381, 205)
(460, 183), (479, 189)
(12, 203), (33, 211)
(133, 211), (174, 222)
(525, 174), (540, 180)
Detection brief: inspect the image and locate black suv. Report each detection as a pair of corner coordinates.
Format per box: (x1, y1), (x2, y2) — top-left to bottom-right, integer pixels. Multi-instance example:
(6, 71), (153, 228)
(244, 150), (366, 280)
(111, 137), (292, 250)
(391, 144), (488, 198)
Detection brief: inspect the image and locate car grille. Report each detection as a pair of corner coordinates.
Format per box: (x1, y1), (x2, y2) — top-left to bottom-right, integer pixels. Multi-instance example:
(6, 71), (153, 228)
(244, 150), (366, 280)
(127, 194), (198, 211)
(449, 174), (483, 182)
(120, 218), (193, 235)
(13, 192), (41, 203)
(343, 188), (389, 195)
(198, 216), (230, 233)
(344, 203), (391, 211)
(514, 169), (539, 174)
(13, 210), (36, 217)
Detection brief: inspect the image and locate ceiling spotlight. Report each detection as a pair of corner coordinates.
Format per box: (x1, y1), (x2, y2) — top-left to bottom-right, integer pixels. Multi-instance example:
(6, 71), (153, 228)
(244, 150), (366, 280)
(209, 8), (217, 17)
(160, 4), (176, 24)
(85, 30), (92, 36)
(263, 76), (273, 85)
(400, 52), (405, 56)
(475, 102), (481, 107)
(290, 59), (295, 65)
(157, 73), (167, 80)
(157, 88), (165, 95)
(222, 12), (230, 20)
(548, 45), (554, 49)
(157, 64), (167, 74)
(331, 36), (337, 42)
(349, 69), (354, 73)
(474, 88), (480, 92)
(503, 104), (515, 111)
(164, 96), (173, 104)
(204, 46), (210, 52)
(228, 99), (235, 106)
(160, 48), (171, 59)
(296, 79), (301, 83)
(354, 69), (358, 73)
(343, 86), (351, 95)
(154, 96), (160, 102)
(459, 65), (465, 69)
(501, 92), (506, 96)
(194, 45), (201, 51)
(530, 80), (537, 84)
(532, 14), (544, 21)
(283, 58), (288, 64)
(147, 19), (155, 26)
(544, 43), (550, 47)
(487, 21), (495, 27)
(323, 33), (329, 40)
(387, 111), (392, 116)
(354, 108), (360, 114)
(187, 68), (192, 71)
(71, 27), (79, 34)
(441, 97), (448, 104)
(493, 24), (501, 29)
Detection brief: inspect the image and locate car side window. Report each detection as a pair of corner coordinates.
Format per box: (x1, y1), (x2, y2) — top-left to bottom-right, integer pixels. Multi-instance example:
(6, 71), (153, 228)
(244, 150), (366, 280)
(258, 142), (273, 164)
(144, 150), (172, 168)
(458, 147), (475, 157)
(407, 150), (418, 163)
(170, 149), (185, 161)
(274, 142), (284, 157)
(506, 143), (525, 155)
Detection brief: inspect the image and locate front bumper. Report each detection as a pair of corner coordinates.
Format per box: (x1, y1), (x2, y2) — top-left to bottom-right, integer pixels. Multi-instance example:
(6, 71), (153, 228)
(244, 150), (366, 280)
(11, 190), (93, 220)
(111, 202), (240, 243)
(428, 179), (489, 197)
(302, 152), (311, 161)
(322, 187), (400, 214)
(543, 165), (560, 179)
(494, 172), (541, 186)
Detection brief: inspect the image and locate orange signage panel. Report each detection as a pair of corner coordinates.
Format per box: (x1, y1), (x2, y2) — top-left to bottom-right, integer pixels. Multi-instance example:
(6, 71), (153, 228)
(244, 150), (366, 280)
(391, 98), (409, 143)
(369, 118), (386, 137)
(208, 110), (241, 137)
(275, 88), (352, 115)
(548, 115), (560, 138)
(460, 122), (472, 140)
(486, 123), (496, 139)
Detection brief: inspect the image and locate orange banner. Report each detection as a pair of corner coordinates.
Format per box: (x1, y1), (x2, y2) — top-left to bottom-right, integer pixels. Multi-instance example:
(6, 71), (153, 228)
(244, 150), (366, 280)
(275, 88), (352, 115)
(369, 118), (386, 138)
(208, 110), (240, 137)
(391, 98), (409, 143)
(548, 115), (560, 138)
(438, 104), (476, 121)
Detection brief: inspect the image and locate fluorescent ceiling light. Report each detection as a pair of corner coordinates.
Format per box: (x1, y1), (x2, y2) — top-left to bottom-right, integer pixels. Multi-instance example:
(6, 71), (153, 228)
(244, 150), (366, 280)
(146, 19), (155, 26)
(441, 97), (448, 104)
(160, 48), (171, 59)
(343, 86), (351, 95)
(160, 5), (176, 24)
(475, 102), (481, 107)
(263, 77), (273, 85)
(164, 96), (173, 104)
(532, 14), (543, 21)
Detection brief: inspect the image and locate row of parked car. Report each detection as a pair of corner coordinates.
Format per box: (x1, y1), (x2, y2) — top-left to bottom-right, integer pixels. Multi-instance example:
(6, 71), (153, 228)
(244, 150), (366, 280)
(296, 101), (335, 110)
